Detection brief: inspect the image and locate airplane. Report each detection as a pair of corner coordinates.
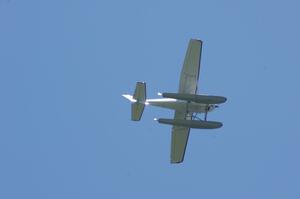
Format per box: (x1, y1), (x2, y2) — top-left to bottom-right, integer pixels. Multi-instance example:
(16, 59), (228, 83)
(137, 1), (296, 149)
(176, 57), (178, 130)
(122, 39), (226, 163)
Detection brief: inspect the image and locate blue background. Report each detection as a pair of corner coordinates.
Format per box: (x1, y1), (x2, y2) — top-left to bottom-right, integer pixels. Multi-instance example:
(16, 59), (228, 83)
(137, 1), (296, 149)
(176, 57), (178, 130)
(1, 0), (300, 198)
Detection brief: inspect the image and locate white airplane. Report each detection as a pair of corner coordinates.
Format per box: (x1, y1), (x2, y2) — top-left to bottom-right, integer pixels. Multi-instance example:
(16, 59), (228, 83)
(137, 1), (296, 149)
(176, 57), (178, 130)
(123, 39), (226, 163)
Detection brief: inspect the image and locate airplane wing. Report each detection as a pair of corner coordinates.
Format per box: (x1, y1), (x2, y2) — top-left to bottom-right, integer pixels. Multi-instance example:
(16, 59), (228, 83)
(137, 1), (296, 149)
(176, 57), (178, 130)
(170, 39), (202, 163)
(171, 111), (192, 163)
(178, 39), (202, 94)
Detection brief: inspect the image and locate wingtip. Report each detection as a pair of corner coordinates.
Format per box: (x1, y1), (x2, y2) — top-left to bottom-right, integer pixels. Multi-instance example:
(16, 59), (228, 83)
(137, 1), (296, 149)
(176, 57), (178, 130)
(171, 157), (184, 164)
(171, 160), (184, 164)
(191, 38), (203, 43)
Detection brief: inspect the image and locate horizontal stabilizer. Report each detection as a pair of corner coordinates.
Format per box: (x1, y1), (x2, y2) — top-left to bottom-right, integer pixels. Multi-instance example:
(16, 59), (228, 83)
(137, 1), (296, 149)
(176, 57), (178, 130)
(133, 82), (146, 102)
(123, 82), (146, 121)
(158, 118), (222, 129)
(131, 102), (145, 121)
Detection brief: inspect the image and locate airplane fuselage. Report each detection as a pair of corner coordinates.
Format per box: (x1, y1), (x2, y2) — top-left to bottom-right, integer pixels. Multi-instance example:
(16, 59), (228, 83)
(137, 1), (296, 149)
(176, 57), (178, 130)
(146, 98), (216, 113)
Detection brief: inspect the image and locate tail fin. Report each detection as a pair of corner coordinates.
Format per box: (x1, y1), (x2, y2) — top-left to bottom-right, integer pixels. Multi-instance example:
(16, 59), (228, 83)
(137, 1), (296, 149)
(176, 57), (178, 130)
(122, 82), (146, 121)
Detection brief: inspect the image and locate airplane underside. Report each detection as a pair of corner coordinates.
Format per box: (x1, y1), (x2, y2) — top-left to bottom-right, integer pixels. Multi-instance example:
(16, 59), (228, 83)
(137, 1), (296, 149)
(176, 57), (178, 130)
(146, 98), (216, 114)
(122, 80), (225, 129)
(123, 39), (226, 163)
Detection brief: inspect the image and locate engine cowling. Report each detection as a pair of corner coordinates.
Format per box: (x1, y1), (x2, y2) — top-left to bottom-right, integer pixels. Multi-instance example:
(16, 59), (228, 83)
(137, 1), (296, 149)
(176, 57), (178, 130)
(157, 118), (222, 129)
(162, 93), (227, 104)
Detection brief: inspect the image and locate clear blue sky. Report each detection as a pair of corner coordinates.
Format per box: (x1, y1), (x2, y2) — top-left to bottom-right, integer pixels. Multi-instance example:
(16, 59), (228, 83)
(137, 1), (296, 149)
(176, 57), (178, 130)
(0, 0), (299, 198)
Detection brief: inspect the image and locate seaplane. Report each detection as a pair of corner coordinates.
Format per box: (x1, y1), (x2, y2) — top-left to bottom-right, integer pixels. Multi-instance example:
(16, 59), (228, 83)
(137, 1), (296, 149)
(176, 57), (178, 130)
(122, 39), (226, 163)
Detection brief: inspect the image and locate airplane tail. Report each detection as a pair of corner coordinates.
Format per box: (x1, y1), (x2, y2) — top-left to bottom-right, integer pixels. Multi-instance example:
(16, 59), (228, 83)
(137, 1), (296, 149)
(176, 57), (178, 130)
(122, 82), (146, 121)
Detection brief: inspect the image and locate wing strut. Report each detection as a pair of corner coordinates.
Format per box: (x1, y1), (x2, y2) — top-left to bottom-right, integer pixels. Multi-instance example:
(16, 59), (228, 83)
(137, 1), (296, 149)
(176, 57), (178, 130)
(204, 105), (209, 121)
